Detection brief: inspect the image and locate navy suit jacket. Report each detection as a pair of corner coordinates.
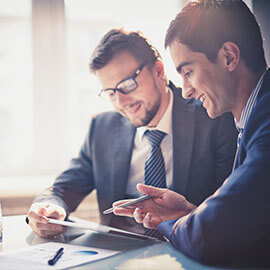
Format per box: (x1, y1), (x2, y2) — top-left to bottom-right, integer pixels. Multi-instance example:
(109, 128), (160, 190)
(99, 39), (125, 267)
(159, 71), (270, 267)
(35, 83), (237, 231)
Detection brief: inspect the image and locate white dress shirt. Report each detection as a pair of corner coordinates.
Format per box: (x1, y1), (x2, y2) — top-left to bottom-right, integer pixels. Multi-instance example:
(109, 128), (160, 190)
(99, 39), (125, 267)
(125, 89), (173, 197)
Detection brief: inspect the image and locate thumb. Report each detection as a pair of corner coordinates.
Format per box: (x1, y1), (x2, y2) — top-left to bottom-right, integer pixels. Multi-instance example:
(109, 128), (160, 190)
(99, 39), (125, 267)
(39, 206), (49, 217)
(137, 184), (165, 198)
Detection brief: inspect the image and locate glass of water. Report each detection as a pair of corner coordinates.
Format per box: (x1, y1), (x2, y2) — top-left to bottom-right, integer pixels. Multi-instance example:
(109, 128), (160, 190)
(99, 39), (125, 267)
(0, 203), (2, 252)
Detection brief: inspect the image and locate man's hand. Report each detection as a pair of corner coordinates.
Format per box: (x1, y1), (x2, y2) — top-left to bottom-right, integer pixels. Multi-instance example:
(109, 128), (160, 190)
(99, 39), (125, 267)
(27, 202), (67, 238)
(113, 184), (196, 229)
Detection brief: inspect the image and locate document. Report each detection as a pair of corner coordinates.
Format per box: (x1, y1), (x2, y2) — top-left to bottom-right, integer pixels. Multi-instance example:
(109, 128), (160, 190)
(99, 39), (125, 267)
(48, 217), (158, 242)
(0, 242), (119, 270)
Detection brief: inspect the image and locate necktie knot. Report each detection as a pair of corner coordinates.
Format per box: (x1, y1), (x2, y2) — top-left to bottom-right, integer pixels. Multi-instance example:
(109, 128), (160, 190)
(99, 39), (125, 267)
(144, 130), (166, 148)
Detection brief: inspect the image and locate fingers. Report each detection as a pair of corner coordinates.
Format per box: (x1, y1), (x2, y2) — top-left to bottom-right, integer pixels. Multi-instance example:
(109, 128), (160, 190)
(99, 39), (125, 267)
(136, 184), (165, 198)
(28, 212), (66, 238)
(112, 199), (139, 217)
(112, 199), (133, 208)
(133, 208), (145, 223)
(115, 203), (159, 230)
(113, 207), (135, 217)
(28, 209), (48, 224)
(143, 213), (158, 229)
(27, 203), (66, 238)
(133, 208), (158, 229)
(29, 218), (66, 238)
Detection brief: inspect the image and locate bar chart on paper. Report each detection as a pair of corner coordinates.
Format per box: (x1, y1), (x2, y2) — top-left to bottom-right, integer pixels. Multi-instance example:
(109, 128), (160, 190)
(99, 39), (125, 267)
(0, 242), (119, 269)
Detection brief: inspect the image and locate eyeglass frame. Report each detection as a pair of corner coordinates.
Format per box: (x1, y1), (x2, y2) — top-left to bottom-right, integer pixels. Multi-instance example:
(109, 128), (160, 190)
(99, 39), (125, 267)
(98, 62), (146, 101)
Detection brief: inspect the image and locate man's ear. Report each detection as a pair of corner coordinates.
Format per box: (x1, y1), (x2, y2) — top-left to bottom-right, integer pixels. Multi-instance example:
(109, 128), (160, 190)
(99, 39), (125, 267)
(152, 60), (165, 78)
(220, 42), (240, 72)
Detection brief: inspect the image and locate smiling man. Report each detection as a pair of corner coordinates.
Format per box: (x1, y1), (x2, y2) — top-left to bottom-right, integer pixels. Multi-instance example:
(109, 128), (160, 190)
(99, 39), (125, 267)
(113, 0), (270, 267)
(26, 29), (237, 240)
(170, 43), (237, 119)
(169, 37), (249, 121)
(95, 51), (169, 128)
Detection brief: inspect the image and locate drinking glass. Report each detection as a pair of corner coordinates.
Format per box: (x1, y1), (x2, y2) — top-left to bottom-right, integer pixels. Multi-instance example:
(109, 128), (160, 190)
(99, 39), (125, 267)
(0, 203), (2, 252)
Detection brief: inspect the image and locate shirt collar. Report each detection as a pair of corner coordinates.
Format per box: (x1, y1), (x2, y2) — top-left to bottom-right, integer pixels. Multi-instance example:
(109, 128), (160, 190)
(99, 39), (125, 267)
(137, 87), (173, 139)
(235, 70), (267, 132)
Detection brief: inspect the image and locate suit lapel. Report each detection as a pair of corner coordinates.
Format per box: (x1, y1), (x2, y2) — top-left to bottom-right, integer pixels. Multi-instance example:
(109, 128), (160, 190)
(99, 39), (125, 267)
(258, 68), (270, 100)
(236, 69), (270, 168)
(109, 81), (198, 199)
(170, 84), (196, 195)
(111, 117), (136, 201)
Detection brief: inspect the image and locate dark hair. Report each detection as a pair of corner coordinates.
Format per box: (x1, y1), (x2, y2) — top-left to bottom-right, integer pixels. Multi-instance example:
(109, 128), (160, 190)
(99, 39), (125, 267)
(89, 28), (161, 73)
(165, 0), (266, 73)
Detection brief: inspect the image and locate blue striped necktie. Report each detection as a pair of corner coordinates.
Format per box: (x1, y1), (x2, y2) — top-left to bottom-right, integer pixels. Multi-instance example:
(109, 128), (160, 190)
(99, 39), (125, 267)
(144, 130), (167, 188)
(144, 130), (167, 240)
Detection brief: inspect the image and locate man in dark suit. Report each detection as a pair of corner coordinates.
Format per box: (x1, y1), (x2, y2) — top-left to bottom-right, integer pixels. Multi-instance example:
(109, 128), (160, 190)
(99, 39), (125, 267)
(113, 0), (270, 267)
(27, 29), (237, 239)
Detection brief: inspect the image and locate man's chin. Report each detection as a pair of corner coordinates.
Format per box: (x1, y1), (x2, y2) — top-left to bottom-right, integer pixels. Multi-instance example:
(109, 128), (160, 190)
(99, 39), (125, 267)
(123, 109), (156, 127)
(129, 119), (146, 128)
(206, 108), (223, 119)
(127, 116), (151, 128)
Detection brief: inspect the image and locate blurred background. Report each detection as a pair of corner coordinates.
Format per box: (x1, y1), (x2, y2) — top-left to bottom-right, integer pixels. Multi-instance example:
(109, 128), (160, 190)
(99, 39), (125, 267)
(0, 0), (269, 220)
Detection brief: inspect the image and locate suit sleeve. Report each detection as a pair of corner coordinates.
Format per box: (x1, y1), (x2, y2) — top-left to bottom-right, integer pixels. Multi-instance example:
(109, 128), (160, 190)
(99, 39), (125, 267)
(159, 99), (270, 266)
(34, 117), (96, 216)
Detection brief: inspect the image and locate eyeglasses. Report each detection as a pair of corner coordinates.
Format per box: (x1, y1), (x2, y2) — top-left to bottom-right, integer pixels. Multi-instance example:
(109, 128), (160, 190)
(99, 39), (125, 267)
(99, 63), (146, 102)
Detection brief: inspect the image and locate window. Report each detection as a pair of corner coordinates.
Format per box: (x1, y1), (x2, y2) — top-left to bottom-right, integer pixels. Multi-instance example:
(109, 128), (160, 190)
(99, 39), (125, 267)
(0, 0), (33, 175)
(0, 0), (180, 186)
(64, 0), (181, 156)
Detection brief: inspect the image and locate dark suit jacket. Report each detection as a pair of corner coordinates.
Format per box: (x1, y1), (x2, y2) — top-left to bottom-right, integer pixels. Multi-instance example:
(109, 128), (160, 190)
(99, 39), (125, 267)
(159, 71), (270, 268)
(35, 83), (237, 230)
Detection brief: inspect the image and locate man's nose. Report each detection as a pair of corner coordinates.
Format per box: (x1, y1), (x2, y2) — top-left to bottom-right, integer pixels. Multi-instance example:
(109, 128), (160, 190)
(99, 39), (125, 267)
(113, 90), (130, 107)
(182, 79), (195, 100)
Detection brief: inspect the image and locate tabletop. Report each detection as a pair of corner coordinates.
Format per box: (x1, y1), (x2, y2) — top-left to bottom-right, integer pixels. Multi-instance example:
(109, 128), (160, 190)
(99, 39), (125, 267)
(1, 215), (232, 270)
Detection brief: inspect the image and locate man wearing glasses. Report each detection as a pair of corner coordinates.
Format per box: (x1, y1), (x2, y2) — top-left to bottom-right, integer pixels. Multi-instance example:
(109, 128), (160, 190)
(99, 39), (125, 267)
(27, 29), (237, 239)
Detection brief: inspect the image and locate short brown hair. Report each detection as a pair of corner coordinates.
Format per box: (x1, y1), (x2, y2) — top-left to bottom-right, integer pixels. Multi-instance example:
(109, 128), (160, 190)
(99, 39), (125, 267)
(89, 28), (161, 73)
(165, 0), (266, 73)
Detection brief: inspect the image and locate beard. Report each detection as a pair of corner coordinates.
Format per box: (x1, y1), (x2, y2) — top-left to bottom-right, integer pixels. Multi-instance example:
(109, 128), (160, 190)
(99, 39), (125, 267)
(128, 100), (160, 128)
(126, 79), (162, 128)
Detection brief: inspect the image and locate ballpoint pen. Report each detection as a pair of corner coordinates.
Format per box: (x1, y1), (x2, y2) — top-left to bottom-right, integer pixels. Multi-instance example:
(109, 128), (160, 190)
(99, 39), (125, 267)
(103, 194), (152, 215)
(48, 247), (64, 266)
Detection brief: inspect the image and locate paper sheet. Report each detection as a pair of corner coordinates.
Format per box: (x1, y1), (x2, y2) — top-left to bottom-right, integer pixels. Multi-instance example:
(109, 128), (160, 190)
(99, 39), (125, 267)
(0, 242), (119, 270)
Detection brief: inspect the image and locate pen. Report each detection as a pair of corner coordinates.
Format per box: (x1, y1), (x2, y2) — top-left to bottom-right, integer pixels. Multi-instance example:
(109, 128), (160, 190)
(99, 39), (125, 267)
(103, 194), (152, 215)
(48, 247), (64, 266)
